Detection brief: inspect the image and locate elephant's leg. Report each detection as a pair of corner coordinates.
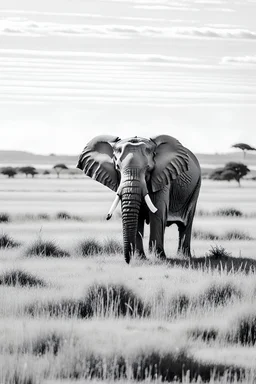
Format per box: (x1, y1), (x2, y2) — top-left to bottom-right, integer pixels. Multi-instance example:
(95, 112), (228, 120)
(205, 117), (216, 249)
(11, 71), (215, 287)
(177, 205), (196, 258)
(177, 222), (192, 258)
(136, 215), (146, 259)
(148, 187), (169, 259)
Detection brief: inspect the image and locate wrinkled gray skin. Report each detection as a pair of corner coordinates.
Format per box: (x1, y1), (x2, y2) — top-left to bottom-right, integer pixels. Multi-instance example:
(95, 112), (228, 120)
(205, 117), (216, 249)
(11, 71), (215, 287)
(77, 135), (201, 264)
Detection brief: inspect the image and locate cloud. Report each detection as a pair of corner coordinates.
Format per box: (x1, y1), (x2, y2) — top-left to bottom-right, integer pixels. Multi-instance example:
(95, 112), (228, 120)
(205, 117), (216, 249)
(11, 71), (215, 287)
(221, 56), (256, 64)
(0, 49), (199, 66)
(1, 19), (256, 40)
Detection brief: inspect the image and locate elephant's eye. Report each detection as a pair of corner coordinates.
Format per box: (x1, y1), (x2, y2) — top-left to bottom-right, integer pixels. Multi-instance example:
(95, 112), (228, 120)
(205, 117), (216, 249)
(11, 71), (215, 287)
(145, 148), (152, 155)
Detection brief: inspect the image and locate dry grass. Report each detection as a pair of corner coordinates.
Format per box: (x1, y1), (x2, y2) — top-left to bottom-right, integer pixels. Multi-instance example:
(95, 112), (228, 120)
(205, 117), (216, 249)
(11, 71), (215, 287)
(25, 239), (70, 258)
(0, 178), (256, 383)
(0, 233), (21, 249)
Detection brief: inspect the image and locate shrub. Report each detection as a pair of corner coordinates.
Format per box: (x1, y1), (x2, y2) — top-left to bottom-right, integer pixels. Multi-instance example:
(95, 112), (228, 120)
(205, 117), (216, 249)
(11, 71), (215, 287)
(77, 239), (103, 256)
(0, 233), (20, 248)
(25, 239), (69, 258)
(214, 208), (243, 217)
(205, 245), (232, 259)
(0, 270), (46, 287)
(0, 213), (10, 223)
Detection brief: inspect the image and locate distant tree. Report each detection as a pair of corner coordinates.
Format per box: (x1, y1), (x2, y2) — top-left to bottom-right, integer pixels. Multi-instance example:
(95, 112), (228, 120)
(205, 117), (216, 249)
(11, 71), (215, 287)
(1, 167), (17, 178)
(53, 163), (68, 178)
(19, 166), (38, 178)
(208, 167), (224, 180)
(210, 162), (250, 187)
(43, 170), (50, 175)
(232, 143), (256, 158)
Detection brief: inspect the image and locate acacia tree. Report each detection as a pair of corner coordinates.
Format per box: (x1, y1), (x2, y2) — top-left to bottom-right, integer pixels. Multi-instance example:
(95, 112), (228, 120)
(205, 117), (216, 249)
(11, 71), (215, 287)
(232, 143), (256, 158)
(19, 166), (38, 178)
(53, 163), (68, 178)
(210, 162), (250, 187)
(1, 167), (17, 178)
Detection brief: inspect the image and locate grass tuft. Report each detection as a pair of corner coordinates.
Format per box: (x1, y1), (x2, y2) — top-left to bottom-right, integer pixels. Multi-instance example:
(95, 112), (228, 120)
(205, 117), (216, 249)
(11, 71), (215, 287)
(25, 239), (70, 258)
(37, 213), (50, 220)
(224, 230), (253, 240)
(84, 283), (149, 317)
(169, 293), (191, 316)
(32, 332), (62, 356)
(214, 207), (243, 217)
(0, 269), (46, 287)
(0, 233), (20, 249)
(189, 327), (218, 342)
(200, 282), (241, 307)
(227, 314), (256, 346)
(77, 238), (103, 256)
(193, 229), (219, 240)
(27, 283), (149, 318)
(0, 212), (10, 223)
(103, 238), (123, 254)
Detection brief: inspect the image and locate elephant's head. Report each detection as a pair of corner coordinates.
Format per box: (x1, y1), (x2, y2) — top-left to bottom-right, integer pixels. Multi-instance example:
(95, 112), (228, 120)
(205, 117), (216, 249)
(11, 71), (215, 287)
(77, 134), (189, 263)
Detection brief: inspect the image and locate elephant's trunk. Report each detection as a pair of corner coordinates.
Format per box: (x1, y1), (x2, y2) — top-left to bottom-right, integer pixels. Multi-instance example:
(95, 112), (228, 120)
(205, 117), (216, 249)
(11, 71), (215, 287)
(105, 168), (158, 263)
(120, 168), (142, 264)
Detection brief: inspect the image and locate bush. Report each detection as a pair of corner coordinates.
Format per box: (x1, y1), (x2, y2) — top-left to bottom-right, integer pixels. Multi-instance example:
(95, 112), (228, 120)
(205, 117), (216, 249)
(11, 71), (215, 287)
(0, 270), (46, 287)
(0, 213), (10, 223)
(55, 211), (72, 220)
(0, 233), (20, 248)
(205, 245), (232, 259)
(214, 208), (243, 217)
(25, 239), (69, 258)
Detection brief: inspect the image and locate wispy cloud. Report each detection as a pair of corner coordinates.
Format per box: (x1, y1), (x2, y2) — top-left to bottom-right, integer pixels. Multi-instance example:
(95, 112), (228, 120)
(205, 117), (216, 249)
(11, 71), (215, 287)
(1, 19), (256, 40)
(221, 56), (256, 64)
(0, 49), (198, 64)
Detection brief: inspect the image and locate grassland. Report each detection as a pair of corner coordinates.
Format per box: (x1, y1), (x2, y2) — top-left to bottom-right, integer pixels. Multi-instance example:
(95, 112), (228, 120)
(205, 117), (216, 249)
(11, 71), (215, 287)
(0, 176), (256, 383)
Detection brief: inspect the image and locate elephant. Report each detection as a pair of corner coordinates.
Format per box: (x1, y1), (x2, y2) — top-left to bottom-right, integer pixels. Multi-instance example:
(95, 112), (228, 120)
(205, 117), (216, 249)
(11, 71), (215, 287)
(77, 134), (201, 264)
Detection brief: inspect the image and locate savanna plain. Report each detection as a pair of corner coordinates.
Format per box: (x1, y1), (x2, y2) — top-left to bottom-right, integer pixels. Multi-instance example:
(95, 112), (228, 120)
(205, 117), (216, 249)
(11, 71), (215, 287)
(1, 176), (256, 383)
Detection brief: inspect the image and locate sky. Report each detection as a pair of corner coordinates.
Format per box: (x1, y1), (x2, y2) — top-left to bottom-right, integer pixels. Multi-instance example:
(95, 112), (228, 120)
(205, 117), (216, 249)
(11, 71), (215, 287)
(0, 0), (256, 155)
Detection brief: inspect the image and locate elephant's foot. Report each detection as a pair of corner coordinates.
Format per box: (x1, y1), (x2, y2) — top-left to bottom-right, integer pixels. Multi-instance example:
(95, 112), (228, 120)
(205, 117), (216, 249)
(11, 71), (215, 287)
(178, 248), (192, 259)
(156, 250), (167, 260)
(135, 249), (147, 260)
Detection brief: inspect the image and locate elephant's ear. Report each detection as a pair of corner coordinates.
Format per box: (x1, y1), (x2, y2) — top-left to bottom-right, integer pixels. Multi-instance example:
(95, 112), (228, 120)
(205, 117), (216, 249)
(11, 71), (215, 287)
(150, 134), (189, 192)
(77, 135), (121, 192)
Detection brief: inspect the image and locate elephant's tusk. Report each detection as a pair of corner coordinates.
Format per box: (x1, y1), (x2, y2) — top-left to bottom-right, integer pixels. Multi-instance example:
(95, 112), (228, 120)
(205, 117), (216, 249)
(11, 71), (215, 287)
(144, 194), (158, 213)
(106, 194), (120, 220)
